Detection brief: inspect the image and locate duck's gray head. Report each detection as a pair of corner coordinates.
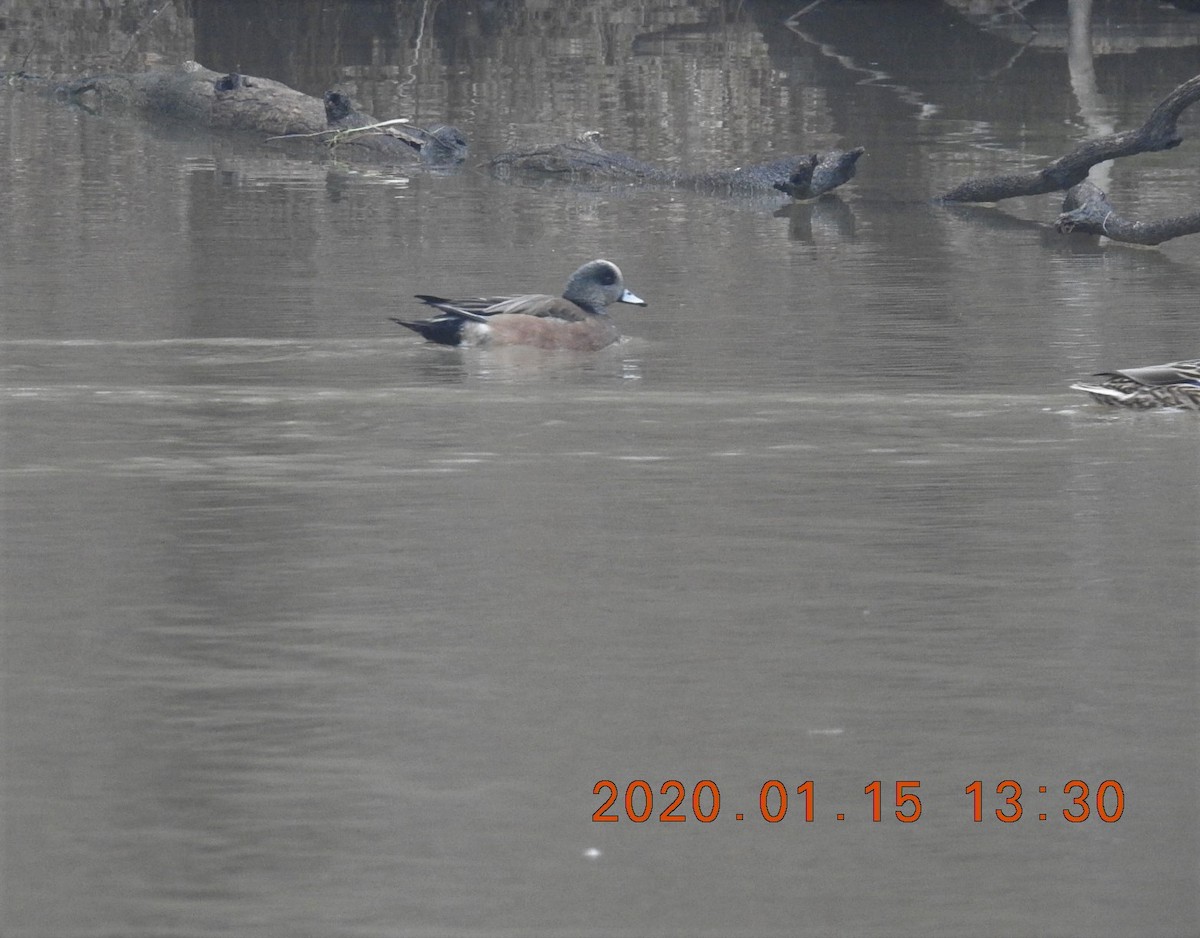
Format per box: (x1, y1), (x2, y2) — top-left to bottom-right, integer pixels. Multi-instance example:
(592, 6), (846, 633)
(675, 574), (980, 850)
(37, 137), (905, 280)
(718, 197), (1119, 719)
(563, 259), (647, 315)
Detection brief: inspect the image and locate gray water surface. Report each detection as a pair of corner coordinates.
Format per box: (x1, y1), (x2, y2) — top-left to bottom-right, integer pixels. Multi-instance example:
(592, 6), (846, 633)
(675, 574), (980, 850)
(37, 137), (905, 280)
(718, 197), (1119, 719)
(2, 3), (1198, 936)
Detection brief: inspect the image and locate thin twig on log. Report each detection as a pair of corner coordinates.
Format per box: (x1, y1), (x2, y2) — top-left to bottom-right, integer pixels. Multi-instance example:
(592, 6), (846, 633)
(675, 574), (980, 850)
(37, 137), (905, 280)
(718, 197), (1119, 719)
(266, 118), (412, 143)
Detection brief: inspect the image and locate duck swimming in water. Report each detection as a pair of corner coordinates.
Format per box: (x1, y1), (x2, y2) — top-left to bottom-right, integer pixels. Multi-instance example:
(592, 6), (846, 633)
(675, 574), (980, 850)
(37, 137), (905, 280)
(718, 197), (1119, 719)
(391, 259), (646, 351)
(1071, 359), (1200, 409)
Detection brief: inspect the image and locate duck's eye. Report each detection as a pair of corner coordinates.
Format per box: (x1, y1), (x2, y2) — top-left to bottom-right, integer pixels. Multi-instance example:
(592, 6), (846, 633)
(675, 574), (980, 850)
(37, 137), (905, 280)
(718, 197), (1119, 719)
(599, 268), (617, 286)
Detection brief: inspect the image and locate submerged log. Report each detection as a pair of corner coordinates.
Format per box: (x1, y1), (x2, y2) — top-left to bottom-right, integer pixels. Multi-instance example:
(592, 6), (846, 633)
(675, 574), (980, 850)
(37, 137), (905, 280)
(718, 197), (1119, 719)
(58, 61), (465, 164)
(63, 61), (325, 134)
(489, 133), (863, 200)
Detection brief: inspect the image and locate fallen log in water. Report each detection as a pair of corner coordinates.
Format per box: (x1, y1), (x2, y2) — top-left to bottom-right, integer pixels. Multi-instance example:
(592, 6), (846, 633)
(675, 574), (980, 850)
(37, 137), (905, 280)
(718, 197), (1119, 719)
(56, 61), (466, 164)
(941, 73), (1200, 244)
(489, 132), (863, 200)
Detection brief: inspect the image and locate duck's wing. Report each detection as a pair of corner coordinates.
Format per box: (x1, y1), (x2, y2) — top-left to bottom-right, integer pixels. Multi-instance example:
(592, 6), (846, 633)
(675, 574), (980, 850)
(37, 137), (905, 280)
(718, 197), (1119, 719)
(415, 293), (590, 322)
(1109, 359), (1200, 388)
(412, 296), (493, 322)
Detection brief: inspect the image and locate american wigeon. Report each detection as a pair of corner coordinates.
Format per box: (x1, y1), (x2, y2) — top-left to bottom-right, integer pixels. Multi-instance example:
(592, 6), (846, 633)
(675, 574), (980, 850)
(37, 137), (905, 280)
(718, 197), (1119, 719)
(1071, 358), (1200, 409)
(391, 259), (646, 350)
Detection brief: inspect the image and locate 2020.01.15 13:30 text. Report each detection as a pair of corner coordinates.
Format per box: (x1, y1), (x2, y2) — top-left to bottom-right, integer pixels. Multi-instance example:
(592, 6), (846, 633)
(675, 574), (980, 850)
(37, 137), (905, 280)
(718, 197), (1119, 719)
(591, 779), (1126, 824)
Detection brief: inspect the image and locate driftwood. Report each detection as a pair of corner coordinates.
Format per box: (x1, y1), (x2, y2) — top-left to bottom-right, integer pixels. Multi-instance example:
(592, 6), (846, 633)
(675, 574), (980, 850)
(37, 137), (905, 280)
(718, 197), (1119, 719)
(941, 73), (1200, 244)
(943, 74), (1198, 202)
(57, 61), (464, 163)
(63, 61), (326, 134)
(489, 132), (863, 200)
(1055, 181), (1200, 245)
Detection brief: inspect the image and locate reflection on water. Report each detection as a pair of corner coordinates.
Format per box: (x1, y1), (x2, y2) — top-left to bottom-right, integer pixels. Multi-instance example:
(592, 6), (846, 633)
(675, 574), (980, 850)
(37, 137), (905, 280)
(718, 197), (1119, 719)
(3, 3), (1199, 937)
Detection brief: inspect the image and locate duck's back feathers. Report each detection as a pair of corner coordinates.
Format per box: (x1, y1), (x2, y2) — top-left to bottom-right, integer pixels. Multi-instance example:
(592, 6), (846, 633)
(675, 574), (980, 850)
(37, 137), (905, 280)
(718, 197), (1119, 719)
(411, 297), (491, 322)
(1072, 358), (1200, 409)
(423, 293), (595, 322)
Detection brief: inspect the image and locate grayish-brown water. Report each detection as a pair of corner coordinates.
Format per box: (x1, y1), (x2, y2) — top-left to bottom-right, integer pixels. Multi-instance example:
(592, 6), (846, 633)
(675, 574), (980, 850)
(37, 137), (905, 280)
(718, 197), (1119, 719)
(2, 2), (1198, 936)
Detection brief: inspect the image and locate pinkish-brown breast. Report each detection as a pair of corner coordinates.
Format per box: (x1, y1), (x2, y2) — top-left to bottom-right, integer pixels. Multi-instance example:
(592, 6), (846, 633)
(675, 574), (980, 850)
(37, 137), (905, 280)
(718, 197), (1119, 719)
(467, 314), (620, 350)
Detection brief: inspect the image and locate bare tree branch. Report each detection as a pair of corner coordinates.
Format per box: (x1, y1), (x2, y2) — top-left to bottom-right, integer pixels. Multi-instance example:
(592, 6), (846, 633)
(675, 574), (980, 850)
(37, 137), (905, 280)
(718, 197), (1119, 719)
(941, 73), (1200, 204)
(1056, 181), (1200, 245)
